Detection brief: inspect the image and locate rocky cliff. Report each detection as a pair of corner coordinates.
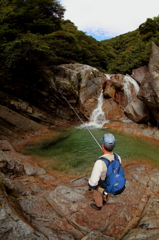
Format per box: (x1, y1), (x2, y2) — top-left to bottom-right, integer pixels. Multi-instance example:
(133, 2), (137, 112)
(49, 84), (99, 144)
(1, 42), (159, 141)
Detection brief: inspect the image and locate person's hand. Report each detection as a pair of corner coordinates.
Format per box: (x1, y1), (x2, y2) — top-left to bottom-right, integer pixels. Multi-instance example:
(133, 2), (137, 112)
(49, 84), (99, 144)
(88, 183), (92, 191)
(88, 186), (92, 191)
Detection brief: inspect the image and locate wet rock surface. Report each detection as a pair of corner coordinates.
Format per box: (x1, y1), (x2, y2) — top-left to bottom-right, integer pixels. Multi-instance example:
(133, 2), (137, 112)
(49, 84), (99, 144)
(0, 137), (159, 240)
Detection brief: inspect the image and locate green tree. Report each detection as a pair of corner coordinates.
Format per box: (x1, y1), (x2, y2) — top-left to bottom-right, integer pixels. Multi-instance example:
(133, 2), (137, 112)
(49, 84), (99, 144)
(0, 0), (65, 79)
(44, 30), (81, 63)
(0, 0), (65, 40)
(139, 17), (159, 35)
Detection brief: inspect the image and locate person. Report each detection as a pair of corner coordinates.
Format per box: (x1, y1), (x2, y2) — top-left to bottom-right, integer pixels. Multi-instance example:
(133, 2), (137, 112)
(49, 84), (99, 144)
(88, 133), (121, 211)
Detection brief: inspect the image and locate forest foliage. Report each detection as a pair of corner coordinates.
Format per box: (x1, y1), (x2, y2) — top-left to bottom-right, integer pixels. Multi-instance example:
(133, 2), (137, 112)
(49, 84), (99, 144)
(0, 0), (159, 84)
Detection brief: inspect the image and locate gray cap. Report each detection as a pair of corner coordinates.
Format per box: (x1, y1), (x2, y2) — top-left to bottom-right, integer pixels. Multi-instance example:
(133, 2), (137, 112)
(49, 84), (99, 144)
(100, 133), (116, 145)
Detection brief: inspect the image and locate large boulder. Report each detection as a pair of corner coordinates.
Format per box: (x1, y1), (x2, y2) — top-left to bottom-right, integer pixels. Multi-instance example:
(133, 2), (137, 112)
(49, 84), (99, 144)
(131, 66), (148, 85)
(137, 42), (159, 123)
(124, 97), (151, 123)
(103, 79), (124, 101)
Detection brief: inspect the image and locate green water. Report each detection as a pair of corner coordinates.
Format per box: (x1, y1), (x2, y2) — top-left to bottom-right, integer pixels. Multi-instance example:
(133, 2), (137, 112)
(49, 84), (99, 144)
(22, 125), (159, 175)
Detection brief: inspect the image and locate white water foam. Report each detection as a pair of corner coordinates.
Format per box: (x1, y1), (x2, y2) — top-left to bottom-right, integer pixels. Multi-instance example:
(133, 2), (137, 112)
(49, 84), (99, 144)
(105, 74), (111, 80)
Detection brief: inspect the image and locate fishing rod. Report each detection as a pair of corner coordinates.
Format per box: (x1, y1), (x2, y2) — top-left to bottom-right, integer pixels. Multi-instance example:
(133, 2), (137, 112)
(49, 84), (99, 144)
(59, 92), (102, 150)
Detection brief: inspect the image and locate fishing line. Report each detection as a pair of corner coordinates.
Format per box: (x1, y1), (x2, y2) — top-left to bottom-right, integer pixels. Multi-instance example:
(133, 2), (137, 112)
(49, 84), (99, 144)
(59, 92), (102, 150)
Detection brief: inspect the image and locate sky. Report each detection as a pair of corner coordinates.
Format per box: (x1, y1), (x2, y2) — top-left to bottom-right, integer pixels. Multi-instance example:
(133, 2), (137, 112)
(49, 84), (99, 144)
(59, 0), (159, 41)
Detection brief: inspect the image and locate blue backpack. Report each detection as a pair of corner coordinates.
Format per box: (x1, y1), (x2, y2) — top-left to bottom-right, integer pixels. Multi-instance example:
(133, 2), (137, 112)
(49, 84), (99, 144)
(100, 153), (126, 195)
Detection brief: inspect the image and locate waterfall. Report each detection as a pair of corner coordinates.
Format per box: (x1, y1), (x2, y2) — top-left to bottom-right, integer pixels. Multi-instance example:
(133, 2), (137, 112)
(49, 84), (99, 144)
(77, 90), (106, 129)
(87, 90), (107, 128)
(123, 76), (140, 103)
(90, 91), (105, 123)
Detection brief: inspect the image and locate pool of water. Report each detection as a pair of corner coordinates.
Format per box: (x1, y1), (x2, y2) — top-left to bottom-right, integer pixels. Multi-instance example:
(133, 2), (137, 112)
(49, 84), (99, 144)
(22, 125), (159, 175)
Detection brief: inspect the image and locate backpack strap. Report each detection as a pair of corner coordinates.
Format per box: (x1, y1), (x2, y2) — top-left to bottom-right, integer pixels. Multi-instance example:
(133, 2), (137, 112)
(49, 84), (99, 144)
(99, 156), (110, 168)
(113, 153), (122, 174)
(113, 153), (119, 162)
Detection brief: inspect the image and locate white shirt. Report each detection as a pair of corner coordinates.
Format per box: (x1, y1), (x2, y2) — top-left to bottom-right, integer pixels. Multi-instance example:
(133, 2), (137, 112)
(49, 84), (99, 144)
(88, 153), (121, 187)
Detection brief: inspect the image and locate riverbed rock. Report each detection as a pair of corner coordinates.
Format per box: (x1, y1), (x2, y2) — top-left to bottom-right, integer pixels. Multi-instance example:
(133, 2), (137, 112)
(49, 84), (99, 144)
(0, 188), (48, 240)
(0, 150), (46, 177)
(23, 162), (46, 176)
(103, 121), (159, 141)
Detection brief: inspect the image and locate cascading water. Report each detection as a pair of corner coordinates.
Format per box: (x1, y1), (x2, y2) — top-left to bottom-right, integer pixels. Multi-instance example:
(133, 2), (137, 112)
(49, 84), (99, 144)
(89, 90), (106, 127)
(79, 90), (107, 129)
(123, 76), (140, 103)
(77, 90), (107, 129)
(105, 74), (111, 79)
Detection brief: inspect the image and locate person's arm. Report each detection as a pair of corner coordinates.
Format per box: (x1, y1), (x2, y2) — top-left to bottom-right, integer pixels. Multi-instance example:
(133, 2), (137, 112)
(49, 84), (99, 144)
(88, 160), (103, 189)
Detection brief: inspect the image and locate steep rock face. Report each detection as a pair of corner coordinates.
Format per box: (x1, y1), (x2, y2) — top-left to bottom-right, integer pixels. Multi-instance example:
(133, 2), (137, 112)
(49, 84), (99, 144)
(0, 104), (48, 145)
(137, 42), (159, 124)
(53, 63), (106, 120)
